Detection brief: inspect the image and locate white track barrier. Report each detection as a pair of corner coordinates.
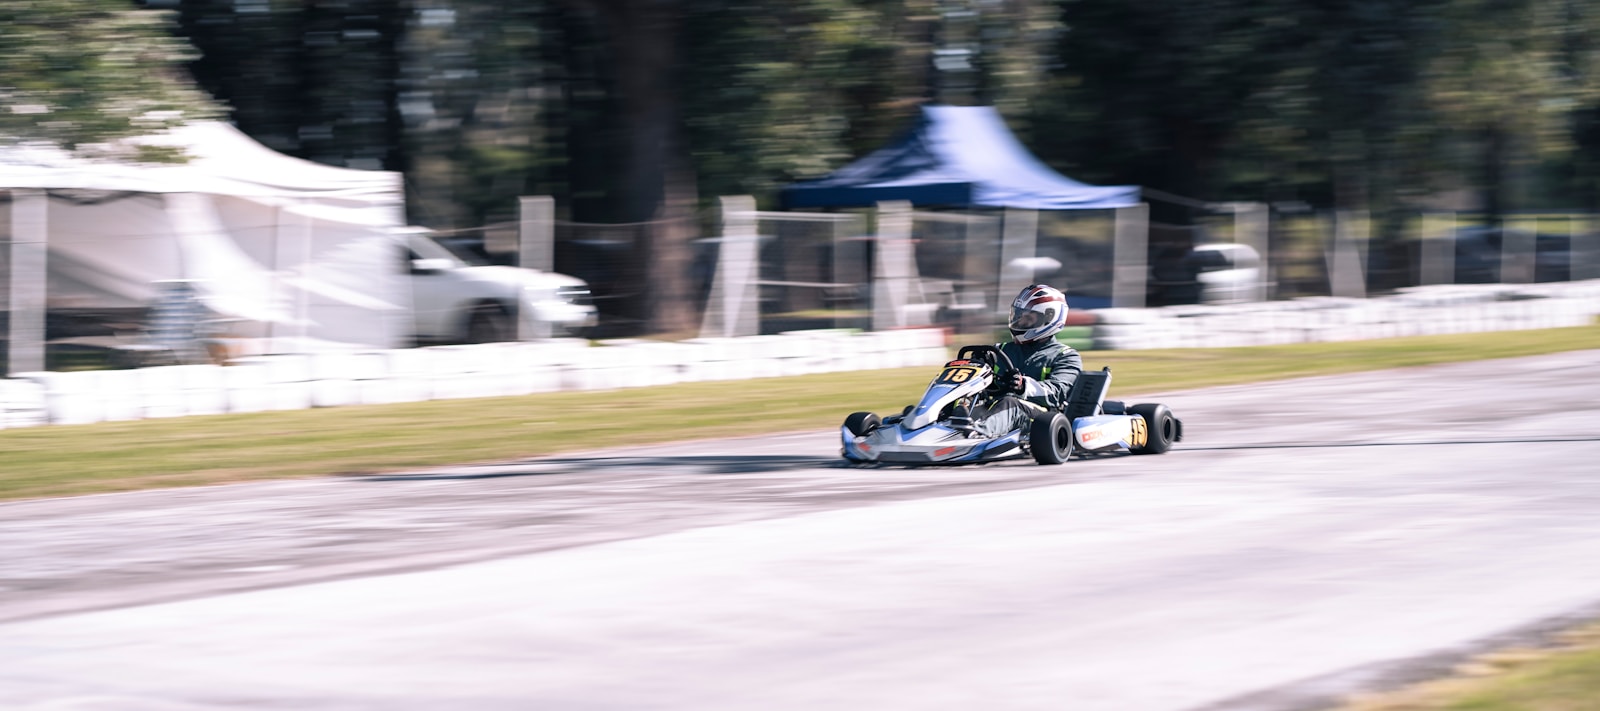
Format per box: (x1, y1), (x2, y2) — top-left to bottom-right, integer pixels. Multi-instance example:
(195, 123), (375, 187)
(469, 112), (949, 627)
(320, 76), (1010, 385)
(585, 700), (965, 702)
(0, 377), (47, 429)
(8, 279), (1600, 428)
(1088, 282), (1600, 350)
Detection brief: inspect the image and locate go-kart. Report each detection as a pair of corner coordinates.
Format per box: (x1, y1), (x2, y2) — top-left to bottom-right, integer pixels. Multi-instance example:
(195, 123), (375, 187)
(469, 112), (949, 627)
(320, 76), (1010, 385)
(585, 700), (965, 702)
(841, 344), (1182, 465)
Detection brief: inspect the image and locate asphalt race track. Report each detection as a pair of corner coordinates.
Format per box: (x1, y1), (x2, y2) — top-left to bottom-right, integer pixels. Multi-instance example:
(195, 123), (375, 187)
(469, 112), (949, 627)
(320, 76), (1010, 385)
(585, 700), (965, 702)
(3, 350), (1600, 710)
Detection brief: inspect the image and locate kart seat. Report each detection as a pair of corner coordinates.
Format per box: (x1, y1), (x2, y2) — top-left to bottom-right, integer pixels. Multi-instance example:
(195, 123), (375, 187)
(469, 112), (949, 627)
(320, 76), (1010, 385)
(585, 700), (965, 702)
(1063, 367), (1112, 420)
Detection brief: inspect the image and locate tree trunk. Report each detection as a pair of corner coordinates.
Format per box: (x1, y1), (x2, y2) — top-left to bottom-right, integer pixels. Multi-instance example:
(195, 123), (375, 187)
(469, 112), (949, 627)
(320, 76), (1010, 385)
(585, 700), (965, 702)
(1482, 124), (1507, 230)
(594, 0), (699, 337)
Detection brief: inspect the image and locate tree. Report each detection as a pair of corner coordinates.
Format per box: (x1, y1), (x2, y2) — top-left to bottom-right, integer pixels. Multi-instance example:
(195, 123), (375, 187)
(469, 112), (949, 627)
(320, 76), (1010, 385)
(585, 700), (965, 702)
(169, 0), (406, 171)
(0, 0), (220, 158)
(1420, 0), (1578, 227)
(679, 0), (935, 202)
(551, 0), (698, 335)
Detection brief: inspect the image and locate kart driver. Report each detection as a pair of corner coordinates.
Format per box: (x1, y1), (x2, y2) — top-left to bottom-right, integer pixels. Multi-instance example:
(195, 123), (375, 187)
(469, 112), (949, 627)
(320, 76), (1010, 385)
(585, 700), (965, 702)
(967, 283), (1083, 437)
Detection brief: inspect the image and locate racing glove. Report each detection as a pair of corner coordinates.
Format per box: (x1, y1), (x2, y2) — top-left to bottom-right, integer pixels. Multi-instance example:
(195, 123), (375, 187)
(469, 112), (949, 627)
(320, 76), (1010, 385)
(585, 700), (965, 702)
(1008, 373), (1028, 395)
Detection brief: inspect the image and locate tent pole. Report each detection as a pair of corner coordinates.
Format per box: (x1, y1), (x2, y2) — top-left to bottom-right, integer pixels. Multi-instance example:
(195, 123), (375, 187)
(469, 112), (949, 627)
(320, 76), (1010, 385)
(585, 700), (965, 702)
(6, 189), (47, 375)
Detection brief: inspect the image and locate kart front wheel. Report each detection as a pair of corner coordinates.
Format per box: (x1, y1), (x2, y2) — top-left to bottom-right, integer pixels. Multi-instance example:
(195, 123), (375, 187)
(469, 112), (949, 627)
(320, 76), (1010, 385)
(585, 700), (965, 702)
(1030, 412), (1073, 465)
(1128, 403), (1178, 454)
(844, 411), (882, 437)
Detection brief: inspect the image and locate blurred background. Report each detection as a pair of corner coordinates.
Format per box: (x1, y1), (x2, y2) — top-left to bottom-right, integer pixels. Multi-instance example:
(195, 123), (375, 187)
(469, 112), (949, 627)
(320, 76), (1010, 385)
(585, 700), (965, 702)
(7, 0), (1600, 358)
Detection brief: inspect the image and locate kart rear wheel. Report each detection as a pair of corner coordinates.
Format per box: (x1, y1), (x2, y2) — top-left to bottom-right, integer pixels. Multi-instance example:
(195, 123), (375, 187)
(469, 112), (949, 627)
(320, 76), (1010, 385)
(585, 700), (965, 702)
(844, 411), (882, 437)
(1128, 403), (1177, 454)
(1029, 412), (1073, 465)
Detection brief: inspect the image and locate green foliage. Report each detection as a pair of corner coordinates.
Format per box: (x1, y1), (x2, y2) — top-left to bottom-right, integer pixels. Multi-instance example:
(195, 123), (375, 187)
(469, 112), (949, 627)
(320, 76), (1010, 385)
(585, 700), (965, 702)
(0, 0), (221, 155)
(678, 0), (927, 205)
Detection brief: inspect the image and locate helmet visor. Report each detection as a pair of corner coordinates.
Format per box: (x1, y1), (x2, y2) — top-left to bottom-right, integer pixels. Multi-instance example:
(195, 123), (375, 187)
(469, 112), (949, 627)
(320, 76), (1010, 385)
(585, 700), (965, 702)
(1009, 305), (1056, 331)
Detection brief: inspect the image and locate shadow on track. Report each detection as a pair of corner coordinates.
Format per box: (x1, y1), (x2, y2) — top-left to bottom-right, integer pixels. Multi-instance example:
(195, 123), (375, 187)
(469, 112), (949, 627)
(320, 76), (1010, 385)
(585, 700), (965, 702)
(1185, 435), (1600, 451)
(355, 454), (851, 481)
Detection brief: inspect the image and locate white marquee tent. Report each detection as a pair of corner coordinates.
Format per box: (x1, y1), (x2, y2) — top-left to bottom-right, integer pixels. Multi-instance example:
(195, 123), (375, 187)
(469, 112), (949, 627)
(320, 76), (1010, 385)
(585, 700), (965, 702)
(1, 122), (410, 372)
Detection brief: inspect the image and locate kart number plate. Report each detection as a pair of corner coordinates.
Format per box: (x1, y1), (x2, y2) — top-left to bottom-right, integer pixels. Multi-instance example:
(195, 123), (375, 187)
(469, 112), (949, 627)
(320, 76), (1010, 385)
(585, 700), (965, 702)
(1129, 415), (1148, 448)
(935, 365), (979, 385)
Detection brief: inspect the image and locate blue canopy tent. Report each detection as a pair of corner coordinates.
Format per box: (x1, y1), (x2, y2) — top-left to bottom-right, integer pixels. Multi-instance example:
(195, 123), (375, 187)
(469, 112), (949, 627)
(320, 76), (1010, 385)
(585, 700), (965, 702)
(770, 105), (1149, 324)
(780, 105), (1139, 210)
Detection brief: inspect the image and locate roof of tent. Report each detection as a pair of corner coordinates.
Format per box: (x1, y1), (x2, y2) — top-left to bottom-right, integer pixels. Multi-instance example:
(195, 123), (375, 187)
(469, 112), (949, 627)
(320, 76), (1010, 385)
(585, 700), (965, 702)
(0, 122), (409, 350)
(781, 105), (1139, 211)
(0, 121), (404, 226)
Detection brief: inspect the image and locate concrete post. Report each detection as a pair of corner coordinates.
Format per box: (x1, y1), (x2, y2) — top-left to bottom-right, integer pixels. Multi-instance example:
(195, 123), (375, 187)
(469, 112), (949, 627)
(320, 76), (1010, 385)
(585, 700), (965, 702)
(1328, 210), (1369, 299)
(1112, 203), (1150, 308)
(517, 196), (556, 340)
(873, 201), (917, 331)
(1502, 217), (1537, 284)
(698, 196), (761, 338)
(6, 189), (47, 375)
(1577, 214), (1600, 282)
(518, 196), (554, 273)
(1419, 212), (1456, 286)
(1233, 202), (1270, 301)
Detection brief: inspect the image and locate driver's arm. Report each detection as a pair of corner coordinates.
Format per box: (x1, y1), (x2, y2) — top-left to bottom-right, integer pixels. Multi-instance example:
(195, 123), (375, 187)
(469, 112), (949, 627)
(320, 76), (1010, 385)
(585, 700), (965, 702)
(1018, 348), (1082, 409)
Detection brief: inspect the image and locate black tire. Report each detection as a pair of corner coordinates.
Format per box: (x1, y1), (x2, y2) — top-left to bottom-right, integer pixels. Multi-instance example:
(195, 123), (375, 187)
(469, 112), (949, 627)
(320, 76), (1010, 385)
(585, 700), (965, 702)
(1029, 411), (1073, 465)
(844, 411), (882, 437)
(464, 302), (514, 343)
(1128, 403), (1177, 454)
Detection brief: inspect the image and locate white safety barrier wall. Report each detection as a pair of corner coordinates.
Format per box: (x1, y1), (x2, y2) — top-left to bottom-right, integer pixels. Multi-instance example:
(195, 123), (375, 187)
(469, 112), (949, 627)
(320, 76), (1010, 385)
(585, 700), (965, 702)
(1090, 281), (1600, 350)
(7, 277), (1600, 429)
(2, 328), (952, 428)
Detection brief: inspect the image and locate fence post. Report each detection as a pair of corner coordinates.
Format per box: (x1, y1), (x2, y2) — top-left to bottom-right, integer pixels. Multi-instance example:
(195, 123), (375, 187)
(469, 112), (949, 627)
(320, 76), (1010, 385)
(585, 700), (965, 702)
(1112, 203), (1150, 309)
(1502, 216), (1537, 284)
(1419, 212), (1456, 286)
(6, 189), (47, 375)
(518, 196), (555, 340)
(1328, 209), (1369, 299)
(873, 201), (917, 331)
(1234, 202), (1270, 301)
(698, 196), (760, 339)
(1578, 213), (1600, 282)
(831, 214), (867, 331)
(518, 196), (554, 273)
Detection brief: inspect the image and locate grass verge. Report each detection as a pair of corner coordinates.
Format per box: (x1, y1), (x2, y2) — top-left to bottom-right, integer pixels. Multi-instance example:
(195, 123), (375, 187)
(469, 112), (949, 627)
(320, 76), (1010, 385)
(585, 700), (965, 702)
(1332, 621), (1600, 710)
(3, 324), (1600, 503)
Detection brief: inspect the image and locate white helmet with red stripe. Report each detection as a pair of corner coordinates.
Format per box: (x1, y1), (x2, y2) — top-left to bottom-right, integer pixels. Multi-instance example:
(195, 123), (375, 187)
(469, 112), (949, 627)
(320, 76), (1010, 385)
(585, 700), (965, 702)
(1008, 284), (1068, 344)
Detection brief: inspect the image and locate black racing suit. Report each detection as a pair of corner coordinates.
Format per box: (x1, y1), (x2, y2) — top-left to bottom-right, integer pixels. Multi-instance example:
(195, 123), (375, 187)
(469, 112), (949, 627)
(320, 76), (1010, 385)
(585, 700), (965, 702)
(972, 338), (1083, 437)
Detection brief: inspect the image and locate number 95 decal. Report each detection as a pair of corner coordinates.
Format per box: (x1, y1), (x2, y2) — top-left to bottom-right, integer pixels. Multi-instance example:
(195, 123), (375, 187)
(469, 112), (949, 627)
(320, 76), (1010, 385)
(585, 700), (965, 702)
(1129, 416), (1149, 448)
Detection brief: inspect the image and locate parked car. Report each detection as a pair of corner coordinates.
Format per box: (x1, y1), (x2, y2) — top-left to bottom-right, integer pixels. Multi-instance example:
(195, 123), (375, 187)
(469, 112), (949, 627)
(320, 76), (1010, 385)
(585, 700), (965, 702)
(1148, 243), (1264, 305)
(1451, 227), (1572, 283)
(403, 230), (597, 344)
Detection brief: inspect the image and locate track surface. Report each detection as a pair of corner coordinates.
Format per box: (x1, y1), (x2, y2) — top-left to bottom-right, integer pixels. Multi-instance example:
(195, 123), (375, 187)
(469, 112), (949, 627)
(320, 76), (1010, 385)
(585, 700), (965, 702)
(4, 351), (1600, 710)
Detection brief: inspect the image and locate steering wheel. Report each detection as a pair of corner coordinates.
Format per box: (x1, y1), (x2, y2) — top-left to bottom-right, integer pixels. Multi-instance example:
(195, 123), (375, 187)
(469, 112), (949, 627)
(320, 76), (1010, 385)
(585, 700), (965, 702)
(955, 345), (1017, 396)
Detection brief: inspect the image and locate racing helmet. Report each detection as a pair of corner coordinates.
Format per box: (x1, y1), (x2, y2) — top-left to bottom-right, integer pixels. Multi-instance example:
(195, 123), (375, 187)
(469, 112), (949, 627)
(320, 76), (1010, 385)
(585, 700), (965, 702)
(1009, 284), (1068, 344)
